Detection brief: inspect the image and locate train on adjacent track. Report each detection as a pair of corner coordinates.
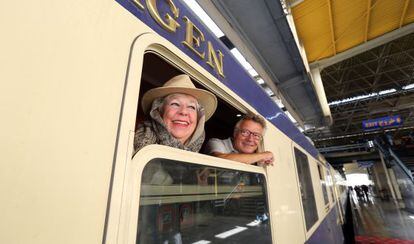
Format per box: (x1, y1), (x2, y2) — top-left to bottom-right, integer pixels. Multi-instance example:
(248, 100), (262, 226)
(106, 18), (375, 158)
(1, 0), (348, 243)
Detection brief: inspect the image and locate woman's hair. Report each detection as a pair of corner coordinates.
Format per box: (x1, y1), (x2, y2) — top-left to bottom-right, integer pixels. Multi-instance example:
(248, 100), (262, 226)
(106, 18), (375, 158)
(234, 113), (267, 133)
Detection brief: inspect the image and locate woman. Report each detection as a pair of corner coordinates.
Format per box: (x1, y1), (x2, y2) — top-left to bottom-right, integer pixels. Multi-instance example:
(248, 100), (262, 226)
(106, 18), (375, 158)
(134, 74), (217, 244)
(134, 74), (217, 155)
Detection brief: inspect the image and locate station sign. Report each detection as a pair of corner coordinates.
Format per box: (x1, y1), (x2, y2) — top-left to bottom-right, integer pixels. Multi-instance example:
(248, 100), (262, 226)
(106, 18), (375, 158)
(362, 115), (402, 130)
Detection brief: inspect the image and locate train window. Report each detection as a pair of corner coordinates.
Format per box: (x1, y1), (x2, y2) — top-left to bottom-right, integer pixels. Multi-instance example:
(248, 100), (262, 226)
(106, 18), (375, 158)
(136, 158), (272, 244)
(294, 148), (318, 231)
(326, 169), (335, 202)
(317, 164), (329, 206)
(135, 52), (242, 150)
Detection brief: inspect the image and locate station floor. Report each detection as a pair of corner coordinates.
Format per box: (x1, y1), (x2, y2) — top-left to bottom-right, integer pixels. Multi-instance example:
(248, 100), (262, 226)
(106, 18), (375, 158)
(351, 192), (414, 244)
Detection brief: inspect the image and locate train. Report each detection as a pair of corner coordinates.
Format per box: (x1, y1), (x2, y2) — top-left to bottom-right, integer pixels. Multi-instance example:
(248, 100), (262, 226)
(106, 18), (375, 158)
(1, 0), (349, 243)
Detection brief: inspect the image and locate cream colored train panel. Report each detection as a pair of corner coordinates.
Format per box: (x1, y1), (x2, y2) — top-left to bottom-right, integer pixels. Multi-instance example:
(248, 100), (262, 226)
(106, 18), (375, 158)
(1, 0), (347, 243)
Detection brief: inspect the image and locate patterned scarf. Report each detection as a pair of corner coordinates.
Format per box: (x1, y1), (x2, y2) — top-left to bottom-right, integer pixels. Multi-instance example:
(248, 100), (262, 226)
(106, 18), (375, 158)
(133, 97), (206, 156)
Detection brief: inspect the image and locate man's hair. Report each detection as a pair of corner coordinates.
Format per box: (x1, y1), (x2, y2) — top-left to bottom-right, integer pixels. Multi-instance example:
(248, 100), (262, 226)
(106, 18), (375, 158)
(234, 113), (267, 134)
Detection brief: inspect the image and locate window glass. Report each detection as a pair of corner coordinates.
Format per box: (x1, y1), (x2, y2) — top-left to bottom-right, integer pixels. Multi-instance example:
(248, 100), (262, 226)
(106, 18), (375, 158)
(327, 169), (335, 201)
(294, 148), (318, 231)
(317, 165), (329, 205)
(137, 158), (272, 244)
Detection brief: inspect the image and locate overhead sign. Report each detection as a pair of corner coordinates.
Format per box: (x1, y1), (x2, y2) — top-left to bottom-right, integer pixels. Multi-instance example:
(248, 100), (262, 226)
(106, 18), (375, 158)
(362, 115), (402, 130)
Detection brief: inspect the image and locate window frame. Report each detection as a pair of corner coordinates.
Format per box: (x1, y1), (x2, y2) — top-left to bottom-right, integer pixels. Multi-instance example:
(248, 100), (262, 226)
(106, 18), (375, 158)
(292, 146), (319, 234)
(121, 144), (270, 243)
(105, 33), (272, 243)
(317, 163), (330, 207)
(136, 153), (273, 243)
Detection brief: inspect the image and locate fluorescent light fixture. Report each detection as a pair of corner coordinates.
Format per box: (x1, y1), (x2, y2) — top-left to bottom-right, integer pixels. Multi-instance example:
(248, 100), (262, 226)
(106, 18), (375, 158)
(192, 241), (211, 244)
(409, 215), (414, 220)
(230, 49), (255, 71)
(285, 111), (297, 123)
(273, 97), (285, 109)
(329, 84), (414, 106)
(264, 86), (274, 96)
(329, 93), (377, 106)
(215, 226), (247, 239)
(403, 83), (414, 90)
(182, 0), (224, 38)
(248, 68), (259, 77)
(257, 78), (265, 85)
(379, 88), (396, 95)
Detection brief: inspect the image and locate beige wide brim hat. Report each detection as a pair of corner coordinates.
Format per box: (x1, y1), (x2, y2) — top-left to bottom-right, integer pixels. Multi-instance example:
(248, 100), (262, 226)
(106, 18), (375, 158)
(141, 74), (218, 120)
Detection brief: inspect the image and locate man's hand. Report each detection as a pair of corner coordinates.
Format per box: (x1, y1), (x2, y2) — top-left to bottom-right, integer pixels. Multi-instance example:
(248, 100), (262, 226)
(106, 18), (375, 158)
(258, 151), (274, 166)
(212, 151), (275, 165)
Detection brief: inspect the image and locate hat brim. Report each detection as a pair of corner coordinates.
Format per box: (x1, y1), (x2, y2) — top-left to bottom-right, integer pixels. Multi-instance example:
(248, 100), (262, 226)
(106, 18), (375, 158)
(141, 86), (218, 121)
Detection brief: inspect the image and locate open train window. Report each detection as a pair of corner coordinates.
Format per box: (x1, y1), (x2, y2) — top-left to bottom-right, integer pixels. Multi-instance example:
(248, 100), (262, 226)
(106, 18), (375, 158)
(135, 52), (251, 154)
(109, 35), (271, 244)
(294, 147), (318, 231)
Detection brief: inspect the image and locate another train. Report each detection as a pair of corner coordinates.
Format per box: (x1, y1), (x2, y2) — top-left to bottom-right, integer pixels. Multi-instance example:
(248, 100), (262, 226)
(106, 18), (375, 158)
(1, 0), (348, 243)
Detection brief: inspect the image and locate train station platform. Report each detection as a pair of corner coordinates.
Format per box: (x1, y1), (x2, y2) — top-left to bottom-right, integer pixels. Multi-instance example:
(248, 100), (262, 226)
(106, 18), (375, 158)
(351, 192), (414, 244)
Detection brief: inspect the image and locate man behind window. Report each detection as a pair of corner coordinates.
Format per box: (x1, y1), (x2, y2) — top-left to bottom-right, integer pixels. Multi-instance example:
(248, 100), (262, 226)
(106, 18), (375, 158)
(205, 113), (274, 165)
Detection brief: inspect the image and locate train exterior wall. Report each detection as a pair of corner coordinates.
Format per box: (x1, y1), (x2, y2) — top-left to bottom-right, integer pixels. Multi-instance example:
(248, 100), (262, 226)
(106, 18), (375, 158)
(0, 0), (345, 243)
(0, 1), (149, 243)
(305, 206), (344, 244)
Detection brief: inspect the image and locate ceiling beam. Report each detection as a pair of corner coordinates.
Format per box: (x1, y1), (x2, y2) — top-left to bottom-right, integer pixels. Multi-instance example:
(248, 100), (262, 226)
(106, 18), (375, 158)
(400, 0), (410, 28)
(364, 0), (371, 42)
(324, 63), (414, 84)
(310, 22), (414, 69)
(310, 126), (414, 142)
(327, 0), (336, 55)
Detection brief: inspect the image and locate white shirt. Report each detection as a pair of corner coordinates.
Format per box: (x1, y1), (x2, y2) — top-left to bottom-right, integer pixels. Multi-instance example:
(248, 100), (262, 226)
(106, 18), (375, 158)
(205, 137), (239, 155)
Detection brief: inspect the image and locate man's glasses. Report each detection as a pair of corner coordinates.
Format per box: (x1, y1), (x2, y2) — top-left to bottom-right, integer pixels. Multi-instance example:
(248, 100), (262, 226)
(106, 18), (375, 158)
(237, 129), (263, 140)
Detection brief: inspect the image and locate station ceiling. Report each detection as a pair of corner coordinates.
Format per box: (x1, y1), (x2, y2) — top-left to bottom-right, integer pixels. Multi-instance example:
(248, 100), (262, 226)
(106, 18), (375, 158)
(290, 0), (414, 148)
(196, 0), (329, 128)
(196, 0), (413, 155)
(305, 34), (414, 147)
(291, 0), (414, 63)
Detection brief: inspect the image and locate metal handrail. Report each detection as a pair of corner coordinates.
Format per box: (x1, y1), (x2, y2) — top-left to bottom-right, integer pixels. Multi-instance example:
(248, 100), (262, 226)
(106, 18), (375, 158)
(388, 148), (414, 183)
(374, 139), (414, 183)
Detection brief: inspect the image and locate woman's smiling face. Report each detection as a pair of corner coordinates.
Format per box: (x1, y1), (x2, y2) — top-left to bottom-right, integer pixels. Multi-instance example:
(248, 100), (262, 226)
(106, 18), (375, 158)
(162, 93), (199, 144)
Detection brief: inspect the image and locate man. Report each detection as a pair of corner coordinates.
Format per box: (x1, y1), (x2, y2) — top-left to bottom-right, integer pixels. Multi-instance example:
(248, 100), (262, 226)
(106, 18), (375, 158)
(205, 114), (274, 165)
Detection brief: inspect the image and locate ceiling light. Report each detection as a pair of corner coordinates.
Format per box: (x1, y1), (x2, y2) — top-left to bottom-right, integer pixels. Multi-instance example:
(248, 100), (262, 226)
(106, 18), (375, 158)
(182, 0), (224, 38)
(403, 83), (414, 90)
